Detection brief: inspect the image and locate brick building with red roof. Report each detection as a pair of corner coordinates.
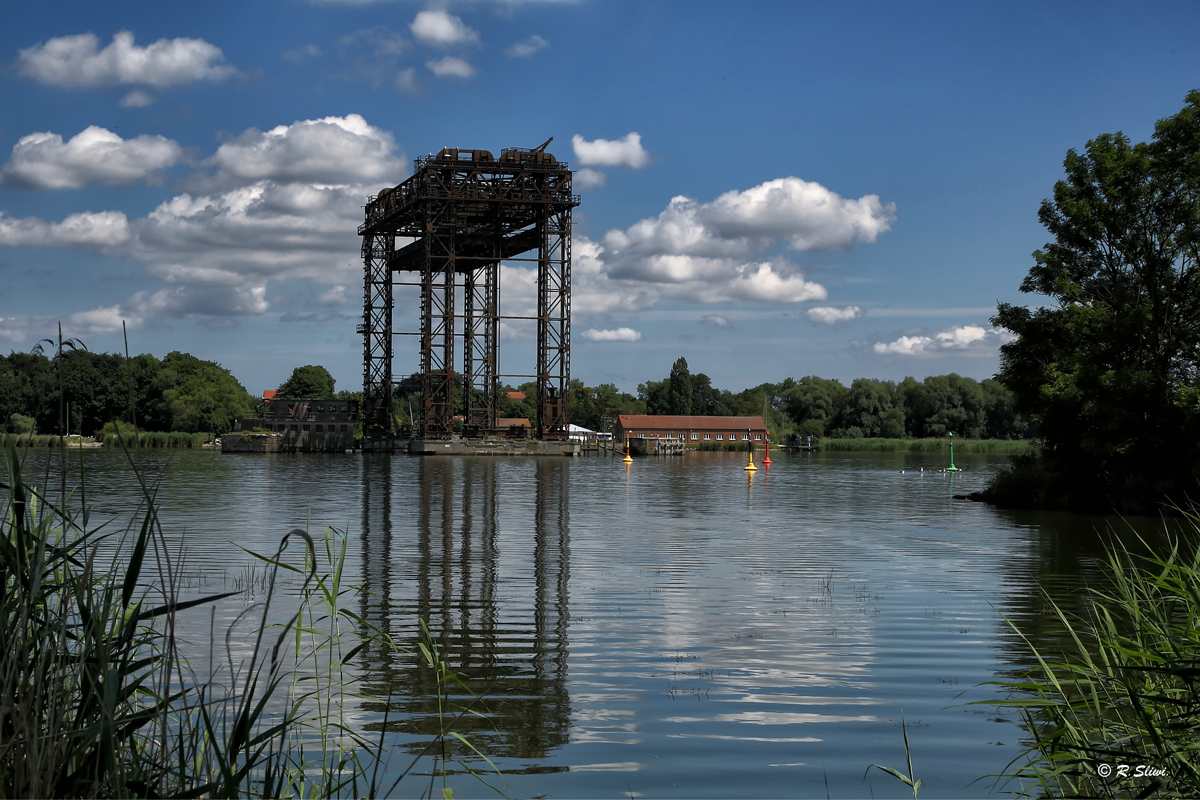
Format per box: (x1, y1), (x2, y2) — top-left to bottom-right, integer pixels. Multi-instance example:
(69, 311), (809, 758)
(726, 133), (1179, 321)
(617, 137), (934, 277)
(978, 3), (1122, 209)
(614, 415), (768, 445)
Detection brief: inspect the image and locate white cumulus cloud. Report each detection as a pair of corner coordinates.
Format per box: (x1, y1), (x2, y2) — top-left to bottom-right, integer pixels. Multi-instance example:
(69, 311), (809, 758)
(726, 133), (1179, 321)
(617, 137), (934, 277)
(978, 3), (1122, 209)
(131, 182), (364, 287)
(426, 56), (476, 78)
(806, 306), (862, 325)
(207, 114), (406, 186)
(581, 327), (642, 342)
(567, 176), (892, 321)
(17, 30), (237, 88)
(410, 10), (480, 48)
(1, 127), (182, 189)
(572, 133), (649, 168)
(701, 314), (733, 329)
(506, 34), (549, 57)
(699, 178), (896, 251)
(574, 168), (607, 191)
(873, 334), (933, 355)
(873, 324), (1011, 356)
(0, 113), (411, 326)
(0, 304), (138, 342)
(0, 210), (131, 247)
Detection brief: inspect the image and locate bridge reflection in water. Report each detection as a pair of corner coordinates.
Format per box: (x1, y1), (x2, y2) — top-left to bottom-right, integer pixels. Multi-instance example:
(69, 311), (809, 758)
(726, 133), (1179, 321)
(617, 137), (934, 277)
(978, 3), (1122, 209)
(358, 456), (571, 776)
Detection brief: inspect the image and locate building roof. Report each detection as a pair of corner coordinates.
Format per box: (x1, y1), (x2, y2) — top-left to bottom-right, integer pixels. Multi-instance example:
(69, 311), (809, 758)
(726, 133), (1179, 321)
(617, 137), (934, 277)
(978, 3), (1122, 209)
(505, 391), (526, 400)
(263, 390), (277, 400)
(617, 415), (766, 430)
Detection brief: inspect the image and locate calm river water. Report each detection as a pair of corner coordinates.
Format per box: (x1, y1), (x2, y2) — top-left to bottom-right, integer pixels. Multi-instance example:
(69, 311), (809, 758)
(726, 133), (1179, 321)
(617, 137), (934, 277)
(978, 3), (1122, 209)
(18, 447), (1173, 798)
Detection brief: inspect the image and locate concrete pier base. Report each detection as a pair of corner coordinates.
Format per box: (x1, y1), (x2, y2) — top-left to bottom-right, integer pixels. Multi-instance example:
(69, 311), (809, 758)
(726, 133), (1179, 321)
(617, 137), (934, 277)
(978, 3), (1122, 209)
(408, 437), (580, 456)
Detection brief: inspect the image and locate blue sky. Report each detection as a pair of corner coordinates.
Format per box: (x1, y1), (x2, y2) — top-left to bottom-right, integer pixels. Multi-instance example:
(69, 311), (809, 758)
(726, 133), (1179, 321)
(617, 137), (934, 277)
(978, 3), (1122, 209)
(1, 0), (1197, 396)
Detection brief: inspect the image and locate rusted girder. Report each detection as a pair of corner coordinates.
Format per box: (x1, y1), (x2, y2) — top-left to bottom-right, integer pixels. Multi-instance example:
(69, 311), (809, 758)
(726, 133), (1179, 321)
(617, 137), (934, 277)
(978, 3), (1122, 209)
(360, 144), (579, 442)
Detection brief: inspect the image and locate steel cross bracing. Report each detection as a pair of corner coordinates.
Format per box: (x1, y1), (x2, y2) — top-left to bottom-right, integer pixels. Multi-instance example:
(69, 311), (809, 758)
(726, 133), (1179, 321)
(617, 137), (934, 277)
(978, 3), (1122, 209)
(359, 230), (393, 438)
(359, 146), (579, 441)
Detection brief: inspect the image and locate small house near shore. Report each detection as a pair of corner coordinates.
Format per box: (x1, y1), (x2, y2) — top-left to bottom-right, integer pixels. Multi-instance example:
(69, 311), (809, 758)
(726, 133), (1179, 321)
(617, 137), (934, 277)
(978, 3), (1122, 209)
(614, 415), (768, 444)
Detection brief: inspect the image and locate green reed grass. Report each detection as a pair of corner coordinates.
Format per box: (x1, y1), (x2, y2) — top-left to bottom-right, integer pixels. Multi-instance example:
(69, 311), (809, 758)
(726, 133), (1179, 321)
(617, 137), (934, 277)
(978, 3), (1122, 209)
(692, 441), (750, 452)
(817, 437), (1033, 454)
(0, 433), (76, 448)
(0, 444), (489, 798)
(866, 715), (923, 799)
(980, 528), (1200, 798)
(102, 431), (210, 449)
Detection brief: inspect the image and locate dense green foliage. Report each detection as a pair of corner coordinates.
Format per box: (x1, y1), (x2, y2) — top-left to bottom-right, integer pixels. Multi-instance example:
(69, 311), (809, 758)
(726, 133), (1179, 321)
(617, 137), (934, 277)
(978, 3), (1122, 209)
(634, 363), (1027, 441)
(986, 532), (1200, 798)
(992, 91), (1200, 512)
(0, 349), (254, 436)
(278, 364), (337, 398)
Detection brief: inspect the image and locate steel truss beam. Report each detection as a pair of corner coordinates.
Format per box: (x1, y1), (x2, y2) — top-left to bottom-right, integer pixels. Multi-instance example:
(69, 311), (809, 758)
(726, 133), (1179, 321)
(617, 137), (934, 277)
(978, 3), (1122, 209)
(360, 230), (393, 438)
(360, 146), (579, 441)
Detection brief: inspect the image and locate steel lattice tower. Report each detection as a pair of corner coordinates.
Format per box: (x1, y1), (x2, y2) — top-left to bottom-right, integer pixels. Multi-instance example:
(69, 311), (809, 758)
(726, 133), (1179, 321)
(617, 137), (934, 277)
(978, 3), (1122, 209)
(359, 142), (579, 444)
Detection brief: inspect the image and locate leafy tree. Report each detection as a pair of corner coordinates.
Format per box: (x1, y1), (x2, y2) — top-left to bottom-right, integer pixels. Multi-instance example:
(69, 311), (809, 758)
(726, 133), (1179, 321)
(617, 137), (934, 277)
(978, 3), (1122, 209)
(836, 378), (903, 438)
(899, 374), (986, 439)
(667, 357), (693, 415)
(782, 376), (847, 437)
(157, 352), (255, 434)
(638, 378), (670, 415)
(691, 372), (735, 416)
(992, 91), (1200, 512)
(981, 378), (1029, 440)
(568, 381), (638, 430)
(278, 365), (336, 398)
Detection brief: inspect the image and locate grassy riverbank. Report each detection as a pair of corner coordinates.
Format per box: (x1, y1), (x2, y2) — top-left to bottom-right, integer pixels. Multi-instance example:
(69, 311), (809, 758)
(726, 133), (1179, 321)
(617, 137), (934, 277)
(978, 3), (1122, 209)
(100, 431), (211, 448)
(0, 432), (212, 448)
(816, 437), (1033, 454)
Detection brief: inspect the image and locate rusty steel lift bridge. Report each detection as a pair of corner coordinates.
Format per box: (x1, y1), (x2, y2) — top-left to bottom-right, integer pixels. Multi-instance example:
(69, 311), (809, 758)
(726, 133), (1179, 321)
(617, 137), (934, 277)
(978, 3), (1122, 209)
(359, 139), (580, 446)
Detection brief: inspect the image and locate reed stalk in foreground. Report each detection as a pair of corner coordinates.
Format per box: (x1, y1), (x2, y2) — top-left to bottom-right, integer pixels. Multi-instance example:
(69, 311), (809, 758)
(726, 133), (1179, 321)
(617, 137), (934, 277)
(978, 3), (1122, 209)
(981, 528), (1200, 798)
(0, 444), (495, 798)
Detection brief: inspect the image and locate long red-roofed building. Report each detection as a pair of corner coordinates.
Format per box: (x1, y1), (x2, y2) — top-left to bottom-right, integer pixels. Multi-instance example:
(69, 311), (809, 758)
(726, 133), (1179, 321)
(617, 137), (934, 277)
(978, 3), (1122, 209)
(614, 415), (768, 444)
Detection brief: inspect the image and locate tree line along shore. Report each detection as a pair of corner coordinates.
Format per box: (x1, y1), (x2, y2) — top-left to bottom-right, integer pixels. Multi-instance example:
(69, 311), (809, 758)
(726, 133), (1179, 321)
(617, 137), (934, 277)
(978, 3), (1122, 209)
(0, 349), (1027, 449)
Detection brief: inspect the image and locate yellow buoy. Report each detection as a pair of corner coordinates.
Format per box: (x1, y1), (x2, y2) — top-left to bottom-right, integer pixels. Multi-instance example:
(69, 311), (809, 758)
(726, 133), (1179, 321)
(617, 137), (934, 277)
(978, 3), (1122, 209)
(744, 443), (758, 472)
(623, 436), (633, 464)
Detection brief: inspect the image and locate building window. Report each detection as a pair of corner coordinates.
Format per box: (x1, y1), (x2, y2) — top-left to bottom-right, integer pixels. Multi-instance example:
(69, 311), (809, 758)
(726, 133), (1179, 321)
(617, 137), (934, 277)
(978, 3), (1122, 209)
(704, 433), (711, 440)
(754, 434), (762, 441)
(716, 434), (723, 441)
(316, 425), (323, 432)
(742, 433), (750, 440)
(303, 424), (311, 432)
(341, 425), (349, 432)
(291, 424), (298, 432)
(691, 433), (698, 440)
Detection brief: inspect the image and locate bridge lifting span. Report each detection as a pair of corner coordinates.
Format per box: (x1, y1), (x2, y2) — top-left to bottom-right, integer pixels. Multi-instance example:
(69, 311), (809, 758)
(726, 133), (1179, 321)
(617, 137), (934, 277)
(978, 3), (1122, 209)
(359, 141), (580, 443)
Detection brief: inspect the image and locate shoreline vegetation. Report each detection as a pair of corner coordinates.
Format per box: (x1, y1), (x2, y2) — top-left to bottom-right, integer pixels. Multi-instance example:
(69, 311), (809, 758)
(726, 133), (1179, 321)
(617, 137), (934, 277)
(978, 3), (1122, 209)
(0, 445), (488, 797)
(0, 432), (213, 449)
(806, 437), (1031, 454)
(982, 528), (1200, 798)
